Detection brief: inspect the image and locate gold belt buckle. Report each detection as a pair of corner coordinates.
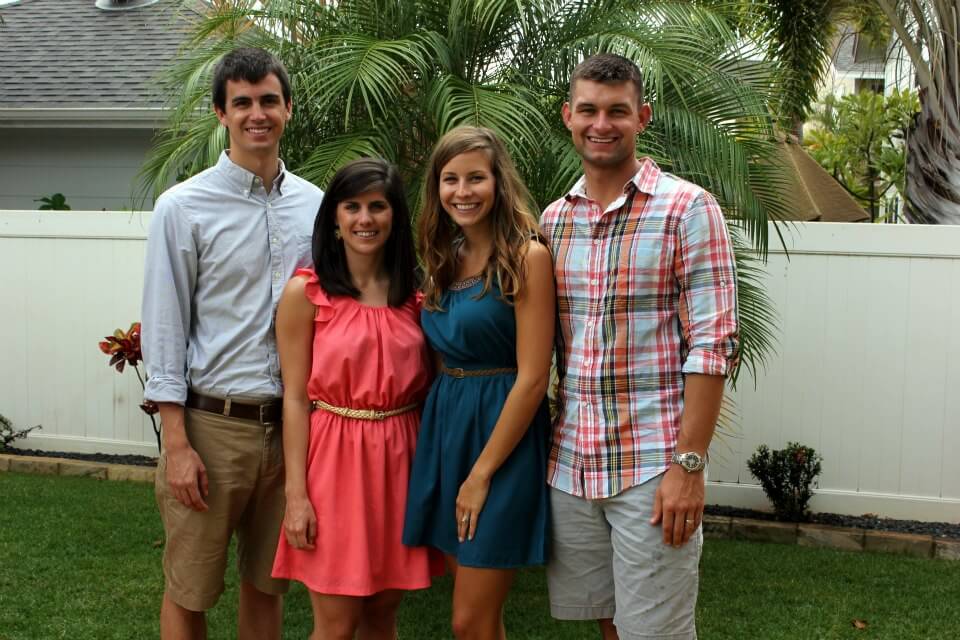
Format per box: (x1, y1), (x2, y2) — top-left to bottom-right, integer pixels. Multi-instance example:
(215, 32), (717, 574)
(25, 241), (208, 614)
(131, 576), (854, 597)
(373, 410), (386, 420)
(448, 367), (465, 379)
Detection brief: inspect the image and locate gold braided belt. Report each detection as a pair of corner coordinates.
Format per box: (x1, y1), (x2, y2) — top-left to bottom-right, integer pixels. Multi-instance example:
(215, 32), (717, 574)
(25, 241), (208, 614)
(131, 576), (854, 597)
(311, 399), (418, 421)
(440, 364), (518, 379)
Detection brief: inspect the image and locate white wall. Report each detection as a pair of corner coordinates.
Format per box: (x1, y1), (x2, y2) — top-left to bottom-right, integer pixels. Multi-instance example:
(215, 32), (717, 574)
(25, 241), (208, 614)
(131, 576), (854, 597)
(1, 214), (958, 521)
(709, 222), (960, 521)
(0, 128), (156, 211)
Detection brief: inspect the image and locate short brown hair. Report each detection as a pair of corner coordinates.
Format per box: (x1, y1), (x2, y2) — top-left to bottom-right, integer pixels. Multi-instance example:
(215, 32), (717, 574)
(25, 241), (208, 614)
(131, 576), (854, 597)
(569, 53), (645, 106)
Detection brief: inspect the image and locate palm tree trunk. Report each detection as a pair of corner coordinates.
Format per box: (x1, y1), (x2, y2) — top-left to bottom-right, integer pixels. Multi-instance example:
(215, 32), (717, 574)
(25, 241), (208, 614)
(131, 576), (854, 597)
(903, 90), (960, 224)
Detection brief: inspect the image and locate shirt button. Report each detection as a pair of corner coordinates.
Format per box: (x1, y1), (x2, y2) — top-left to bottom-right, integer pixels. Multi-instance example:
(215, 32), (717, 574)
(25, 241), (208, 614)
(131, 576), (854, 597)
(590, 279), (598, 286)
(273, 271), (281, 280)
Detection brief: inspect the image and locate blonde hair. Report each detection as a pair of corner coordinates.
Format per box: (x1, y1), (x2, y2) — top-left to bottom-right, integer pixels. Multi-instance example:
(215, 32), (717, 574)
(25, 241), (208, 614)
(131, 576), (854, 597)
(418, 126), (541, 310)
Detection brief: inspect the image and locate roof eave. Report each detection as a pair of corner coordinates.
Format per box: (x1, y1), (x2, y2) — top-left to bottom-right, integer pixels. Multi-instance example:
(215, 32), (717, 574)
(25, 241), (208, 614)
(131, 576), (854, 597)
(0, 107), (171, 129)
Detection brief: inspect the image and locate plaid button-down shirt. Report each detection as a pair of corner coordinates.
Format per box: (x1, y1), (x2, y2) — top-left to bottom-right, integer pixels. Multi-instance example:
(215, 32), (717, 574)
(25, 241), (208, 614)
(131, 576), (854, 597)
(541, 158), (739, 499)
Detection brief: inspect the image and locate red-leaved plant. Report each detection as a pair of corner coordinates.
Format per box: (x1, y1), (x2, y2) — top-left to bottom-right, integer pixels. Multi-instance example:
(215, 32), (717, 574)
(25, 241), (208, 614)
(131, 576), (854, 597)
(99, 322), (161, 452)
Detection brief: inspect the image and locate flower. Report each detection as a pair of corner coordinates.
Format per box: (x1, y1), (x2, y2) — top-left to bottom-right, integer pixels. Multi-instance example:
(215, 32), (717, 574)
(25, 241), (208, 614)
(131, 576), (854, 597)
(98, 322), (142, 373)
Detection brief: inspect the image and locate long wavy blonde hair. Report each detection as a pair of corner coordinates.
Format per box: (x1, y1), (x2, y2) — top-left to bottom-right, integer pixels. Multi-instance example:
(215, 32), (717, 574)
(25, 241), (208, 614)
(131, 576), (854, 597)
(419, 126), (541, 310)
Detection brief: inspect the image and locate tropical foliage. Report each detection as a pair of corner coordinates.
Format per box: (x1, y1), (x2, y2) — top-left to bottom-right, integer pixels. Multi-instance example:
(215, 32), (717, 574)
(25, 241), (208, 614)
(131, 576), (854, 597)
(805, 89), (918, 222)
(876, 0), (960, 224)
(141, 0), (795, 381)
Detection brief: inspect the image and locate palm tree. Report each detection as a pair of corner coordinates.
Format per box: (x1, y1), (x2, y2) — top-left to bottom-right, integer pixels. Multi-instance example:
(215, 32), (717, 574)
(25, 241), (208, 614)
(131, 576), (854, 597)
(142, 0), (792, 381)
(875, 0), (960, 224)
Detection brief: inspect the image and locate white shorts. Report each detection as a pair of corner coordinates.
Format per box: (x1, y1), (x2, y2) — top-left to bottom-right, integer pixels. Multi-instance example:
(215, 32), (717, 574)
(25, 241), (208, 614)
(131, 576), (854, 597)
(546, 474), (702, 640)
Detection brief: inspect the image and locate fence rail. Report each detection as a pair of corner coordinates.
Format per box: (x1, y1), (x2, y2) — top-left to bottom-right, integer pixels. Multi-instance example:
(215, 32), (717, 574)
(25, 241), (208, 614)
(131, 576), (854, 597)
(2, 212), (958, 521)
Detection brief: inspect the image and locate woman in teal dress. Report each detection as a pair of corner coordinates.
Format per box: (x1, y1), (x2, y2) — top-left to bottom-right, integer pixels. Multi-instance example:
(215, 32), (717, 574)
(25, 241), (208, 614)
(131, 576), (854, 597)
(403, 126), (555, 639)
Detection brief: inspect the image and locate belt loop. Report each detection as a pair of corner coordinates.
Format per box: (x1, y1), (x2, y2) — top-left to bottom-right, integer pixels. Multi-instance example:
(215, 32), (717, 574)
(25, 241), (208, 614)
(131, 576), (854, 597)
(222, 398), (232, 417)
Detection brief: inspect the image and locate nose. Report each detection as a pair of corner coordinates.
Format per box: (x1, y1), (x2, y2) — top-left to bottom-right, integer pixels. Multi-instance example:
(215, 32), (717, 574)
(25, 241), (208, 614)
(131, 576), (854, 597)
(250, 101), (266, 119)
(455, 179), (471, 197)
(356, 207), (374, 225)
(592, 111), (612, 131)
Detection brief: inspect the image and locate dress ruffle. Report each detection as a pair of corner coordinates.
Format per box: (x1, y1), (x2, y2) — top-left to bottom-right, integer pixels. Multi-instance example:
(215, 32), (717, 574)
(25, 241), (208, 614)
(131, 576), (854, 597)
(294, 268), (334, 322)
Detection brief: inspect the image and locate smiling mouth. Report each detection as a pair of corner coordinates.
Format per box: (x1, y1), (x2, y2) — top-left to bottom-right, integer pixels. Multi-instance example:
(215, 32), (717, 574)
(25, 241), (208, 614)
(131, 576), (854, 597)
(587, 136), (616, 143)
(246, 126), (271, 135)
(353, 230), (378, 238)
(453, 203), (481, 211)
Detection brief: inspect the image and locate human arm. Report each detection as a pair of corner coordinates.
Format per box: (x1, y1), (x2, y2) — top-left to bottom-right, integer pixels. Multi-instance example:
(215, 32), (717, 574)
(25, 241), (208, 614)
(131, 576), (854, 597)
(651, 191), (739, 546)
(276, 275), (318, 550)
(141, 194), (207, 511)
(456, 242), (556, 542)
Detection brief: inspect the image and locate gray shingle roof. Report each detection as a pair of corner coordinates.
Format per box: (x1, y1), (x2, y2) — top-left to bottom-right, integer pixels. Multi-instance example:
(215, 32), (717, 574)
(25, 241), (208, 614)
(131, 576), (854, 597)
(0, 0), (198, 109)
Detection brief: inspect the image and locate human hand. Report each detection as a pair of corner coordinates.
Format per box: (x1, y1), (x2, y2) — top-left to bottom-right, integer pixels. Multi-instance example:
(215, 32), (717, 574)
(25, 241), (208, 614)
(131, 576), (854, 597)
(282, 494), (317, 550)
(455, 473), (491, 542)
(165, 444), (209, 512)
(650, 464), (704, 547)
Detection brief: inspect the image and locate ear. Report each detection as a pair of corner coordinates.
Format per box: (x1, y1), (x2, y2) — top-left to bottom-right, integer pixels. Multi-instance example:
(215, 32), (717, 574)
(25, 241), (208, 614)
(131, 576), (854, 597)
(285, 99), (293, 121)
(561, 102), (573, 131)
(214, 105), (228, 128)
(637, 103), (653, 134)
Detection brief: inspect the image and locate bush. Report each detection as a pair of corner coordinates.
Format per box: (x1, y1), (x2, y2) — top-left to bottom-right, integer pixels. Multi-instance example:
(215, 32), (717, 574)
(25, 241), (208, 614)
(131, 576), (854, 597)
(747, 442), (822, 522)
(0, 413), (41, 451)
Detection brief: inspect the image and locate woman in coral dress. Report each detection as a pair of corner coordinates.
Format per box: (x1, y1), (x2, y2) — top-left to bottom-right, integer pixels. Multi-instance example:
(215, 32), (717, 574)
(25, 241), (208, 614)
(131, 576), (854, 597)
(272, 158), (435, 639)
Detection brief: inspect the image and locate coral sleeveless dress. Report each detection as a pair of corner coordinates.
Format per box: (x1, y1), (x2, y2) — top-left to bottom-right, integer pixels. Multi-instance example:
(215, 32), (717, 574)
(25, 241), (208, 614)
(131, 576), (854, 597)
(271, 269), (437, 595)
(402, 276), (551, 567)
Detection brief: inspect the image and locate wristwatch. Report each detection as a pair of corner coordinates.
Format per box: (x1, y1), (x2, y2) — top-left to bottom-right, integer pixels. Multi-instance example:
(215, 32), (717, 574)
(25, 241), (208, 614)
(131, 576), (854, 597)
(671, 451), (706, 472)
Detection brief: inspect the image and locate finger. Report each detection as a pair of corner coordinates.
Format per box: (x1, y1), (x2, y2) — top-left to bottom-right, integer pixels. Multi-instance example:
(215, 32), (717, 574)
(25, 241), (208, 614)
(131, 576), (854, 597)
(671, 510), (685, 547)
(186, 483), (207, 512)
(681, 515), (695, 545)
(457, 512), (468, 543)
(198, 465), (209, 498)
(661, 508), (674, 545)
(306, 518), (317, 550)
(468, 511), (478, 541)
(650, 488), (663, 525)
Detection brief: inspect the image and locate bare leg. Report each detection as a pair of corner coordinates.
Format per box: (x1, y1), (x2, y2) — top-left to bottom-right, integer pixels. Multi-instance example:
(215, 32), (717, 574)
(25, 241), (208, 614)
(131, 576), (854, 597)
(448, 556), (515, 640)
(160, 591), (206, 640)
(236, 581), (283, 640)
(357, 589), (405, 640)
(310, 592), (365, 640)
(598, 618), (619, 639)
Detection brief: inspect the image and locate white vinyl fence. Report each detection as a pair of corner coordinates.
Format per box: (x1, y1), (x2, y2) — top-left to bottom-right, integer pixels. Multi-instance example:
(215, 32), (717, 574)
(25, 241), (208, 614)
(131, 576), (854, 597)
(1, 212), (958, 521)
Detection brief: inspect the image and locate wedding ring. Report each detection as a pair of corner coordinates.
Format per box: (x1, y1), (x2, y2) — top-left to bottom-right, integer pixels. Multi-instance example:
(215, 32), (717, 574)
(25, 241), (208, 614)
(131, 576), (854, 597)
(461, 515), (469, 523)
(685, 519), (695, 523)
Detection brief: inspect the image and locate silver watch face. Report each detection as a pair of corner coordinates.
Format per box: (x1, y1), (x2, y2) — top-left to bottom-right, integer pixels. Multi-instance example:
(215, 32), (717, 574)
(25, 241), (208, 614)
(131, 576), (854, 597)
(677, 452), (704, 471)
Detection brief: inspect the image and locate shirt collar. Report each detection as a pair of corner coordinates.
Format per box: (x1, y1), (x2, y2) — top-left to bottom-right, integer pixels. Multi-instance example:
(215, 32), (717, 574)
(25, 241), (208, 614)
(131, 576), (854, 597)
(216, 150), (287, 197)
(565, 157), (661, 204)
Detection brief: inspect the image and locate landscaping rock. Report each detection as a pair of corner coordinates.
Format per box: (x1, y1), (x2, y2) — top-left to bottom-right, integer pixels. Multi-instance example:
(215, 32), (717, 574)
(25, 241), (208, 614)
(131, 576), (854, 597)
(9, 456), (59, 475)
(798, 524), (864, 552)
(731, 518), (798, 545)
(58, 460), (108, 480)
(702, 515), (732, 539)
(864, 531), (933, 558)
(107, 465), (155, 483)
(934, 539), (960, 561)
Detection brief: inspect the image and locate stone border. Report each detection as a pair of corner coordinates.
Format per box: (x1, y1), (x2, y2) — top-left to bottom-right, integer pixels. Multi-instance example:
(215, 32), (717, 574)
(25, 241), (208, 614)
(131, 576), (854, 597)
(0, 453), (155, 483)
(704, 515), (960, 561)
(2, 454), (957, 562)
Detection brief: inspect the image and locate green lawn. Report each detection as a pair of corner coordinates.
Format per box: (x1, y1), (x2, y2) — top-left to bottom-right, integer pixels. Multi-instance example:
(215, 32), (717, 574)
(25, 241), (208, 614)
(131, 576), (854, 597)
(1, 472), (958, 639)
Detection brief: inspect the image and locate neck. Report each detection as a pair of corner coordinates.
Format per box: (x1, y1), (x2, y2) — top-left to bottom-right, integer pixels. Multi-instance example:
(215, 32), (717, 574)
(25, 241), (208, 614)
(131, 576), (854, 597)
(460, 222), (494, 263)
(227, 147), (281, 193)
(344, 250), (387, 290)
(582, 157), (642, 210)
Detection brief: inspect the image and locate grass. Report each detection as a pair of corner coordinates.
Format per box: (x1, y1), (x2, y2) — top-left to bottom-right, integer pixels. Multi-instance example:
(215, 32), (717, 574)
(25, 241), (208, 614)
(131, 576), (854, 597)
(1, 472), (959, 639)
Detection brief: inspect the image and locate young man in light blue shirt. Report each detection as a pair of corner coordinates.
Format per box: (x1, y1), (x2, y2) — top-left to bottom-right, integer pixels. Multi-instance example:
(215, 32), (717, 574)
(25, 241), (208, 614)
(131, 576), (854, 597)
(142, 47), (323, 640)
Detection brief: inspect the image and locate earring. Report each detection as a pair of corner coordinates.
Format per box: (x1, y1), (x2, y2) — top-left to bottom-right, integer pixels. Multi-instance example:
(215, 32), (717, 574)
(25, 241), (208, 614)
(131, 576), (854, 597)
(334, 228), (342, 240)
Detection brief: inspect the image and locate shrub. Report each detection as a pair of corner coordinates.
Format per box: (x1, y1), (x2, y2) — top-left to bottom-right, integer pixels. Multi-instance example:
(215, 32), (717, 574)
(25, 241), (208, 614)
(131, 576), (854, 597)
(0, 413), (41, 451)
(747, 442), (822, 522)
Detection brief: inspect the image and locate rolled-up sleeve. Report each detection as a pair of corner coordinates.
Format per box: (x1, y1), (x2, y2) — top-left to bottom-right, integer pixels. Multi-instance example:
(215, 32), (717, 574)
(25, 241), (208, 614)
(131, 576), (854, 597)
(675, 191), (739, 377)
(142, 192), (196, 403)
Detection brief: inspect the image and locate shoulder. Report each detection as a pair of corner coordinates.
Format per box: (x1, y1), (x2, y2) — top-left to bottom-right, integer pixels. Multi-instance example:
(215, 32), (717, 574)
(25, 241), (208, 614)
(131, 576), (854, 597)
(152, 166), (221, 219)
(520, 239), (554, 287)
(656, 171), (719, 212)
(540, 194), (572, 226)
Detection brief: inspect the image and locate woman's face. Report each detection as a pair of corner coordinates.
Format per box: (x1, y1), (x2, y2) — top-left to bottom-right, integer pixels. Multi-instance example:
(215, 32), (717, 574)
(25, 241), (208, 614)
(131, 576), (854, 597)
(438, 149), (496, 232)
(334, 189), (393, 260)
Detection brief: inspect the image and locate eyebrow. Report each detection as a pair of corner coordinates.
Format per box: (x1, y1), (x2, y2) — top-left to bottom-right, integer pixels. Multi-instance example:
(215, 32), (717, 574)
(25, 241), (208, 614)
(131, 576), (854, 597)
(230, 93), (282, 104)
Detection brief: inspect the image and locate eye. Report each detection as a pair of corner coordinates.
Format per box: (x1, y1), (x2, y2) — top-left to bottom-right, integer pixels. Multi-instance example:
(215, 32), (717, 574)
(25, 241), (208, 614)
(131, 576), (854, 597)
(342, 201), (360, 212)
(369, 201), (390, 212)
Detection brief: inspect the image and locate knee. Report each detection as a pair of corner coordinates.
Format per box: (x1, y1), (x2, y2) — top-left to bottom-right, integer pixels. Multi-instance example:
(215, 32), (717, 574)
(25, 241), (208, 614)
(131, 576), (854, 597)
(451, 606), (492, 640)
(320, 618), (359, 640)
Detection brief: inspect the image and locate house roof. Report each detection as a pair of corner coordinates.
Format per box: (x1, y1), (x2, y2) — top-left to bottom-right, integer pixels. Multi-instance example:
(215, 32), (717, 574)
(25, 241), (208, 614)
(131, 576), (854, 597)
(775, 138), (870, 223)
(0, 0), (198, 124)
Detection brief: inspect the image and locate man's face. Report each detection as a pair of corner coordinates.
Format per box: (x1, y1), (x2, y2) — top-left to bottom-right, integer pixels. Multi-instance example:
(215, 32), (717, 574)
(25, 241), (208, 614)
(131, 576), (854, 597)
(214, 73), (291, 157)
(562, 79), (652, 171)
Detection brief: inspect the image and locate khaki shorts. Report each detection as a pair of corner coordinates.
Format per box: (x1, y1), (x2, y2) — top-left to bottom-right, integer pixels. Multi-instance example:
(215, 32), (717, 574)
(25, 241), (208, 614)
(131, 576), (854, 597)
(546, 474), (702, 640)
(155, 407), (288, 611)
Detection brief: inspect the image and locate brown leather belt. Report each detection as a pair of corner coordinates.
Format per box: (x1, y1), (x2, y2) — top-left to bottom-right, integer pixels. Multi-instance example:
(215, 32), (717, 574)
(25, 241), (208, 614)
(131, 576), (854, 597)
(440, 364), (518, 378)
(186, 391), (282, 425)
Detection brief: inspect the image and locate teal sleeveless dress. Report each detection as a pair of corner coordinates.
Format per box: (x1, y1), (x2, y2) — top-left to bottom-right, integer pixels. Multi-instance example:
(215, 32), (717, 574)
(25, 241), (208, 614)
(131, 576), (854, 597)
(402, 276), (551, 568)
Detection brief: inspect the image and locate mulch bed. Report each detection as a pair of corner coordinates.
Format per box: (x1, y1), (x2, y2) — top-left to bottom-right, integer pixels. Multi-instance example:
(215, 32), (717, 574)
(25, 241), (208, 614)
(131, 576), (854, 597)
(4, 446), (957, 540)
(705, 504), (960, 540)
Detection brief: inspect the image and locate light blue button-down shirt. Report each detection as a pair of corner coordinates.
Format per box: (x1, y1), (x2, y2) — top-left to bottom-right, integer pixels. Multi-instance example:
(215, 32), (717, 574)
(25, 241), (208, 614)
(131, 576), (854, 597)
(142, 151), (324, 404)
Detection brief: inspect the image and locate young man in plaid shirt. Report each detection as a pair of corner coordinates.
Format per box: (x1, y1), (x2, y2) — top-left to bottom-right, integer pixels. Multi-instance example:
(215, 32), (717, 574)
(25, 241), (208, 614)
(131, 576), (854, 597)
(541, 53), (739, 640)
